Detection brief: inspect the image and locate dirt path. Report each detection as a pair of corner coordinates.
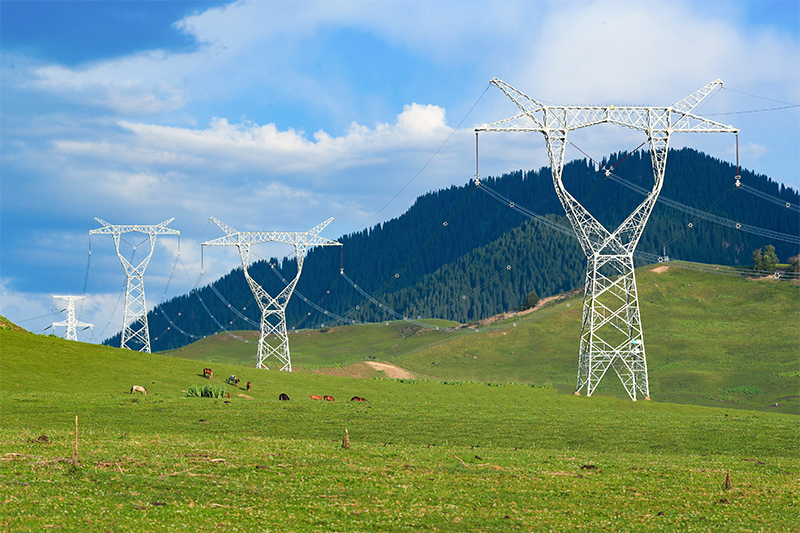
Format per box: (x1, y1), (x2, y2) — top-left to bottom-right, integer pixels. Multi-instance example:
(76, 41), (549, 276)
(363, 361), (416, 379)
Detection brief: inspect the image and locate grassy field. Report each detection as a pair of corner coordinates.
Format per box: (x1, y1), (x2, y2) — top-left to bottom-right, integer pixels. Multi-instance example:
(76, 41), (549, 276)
(1, 311), (798, 532)
(165, 264), (800, 413)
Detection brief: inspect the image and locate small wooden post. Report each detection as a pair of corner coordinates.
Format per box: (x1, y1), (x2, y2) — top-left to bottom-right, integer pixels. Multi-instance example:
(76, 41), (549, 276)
(341, 429), (350, 449)
(723, 471), (732, 490)
(72, 415), (79, 468)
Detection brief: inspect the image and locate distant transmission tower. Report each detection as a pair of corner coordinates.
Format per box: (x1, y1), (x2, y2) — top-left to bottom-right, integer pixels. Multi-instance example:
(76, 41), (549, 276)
(51, 295), (94, 341)
(202, 218), (341, 371)
(478, 78), (738, 400)
(90, 218), (180, 353)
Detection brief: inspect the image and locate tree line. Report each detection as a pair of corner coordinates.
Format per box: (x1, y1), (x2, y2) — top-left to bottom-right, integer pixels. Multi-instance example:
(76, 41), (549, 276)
(105, 148), (799, 351)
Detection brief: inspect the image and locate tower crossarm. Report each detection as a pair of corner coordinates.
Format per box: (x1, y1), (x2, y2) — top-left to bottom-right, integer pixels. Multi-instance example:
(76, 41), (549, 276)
(477, 106), (738, 135)
(90, 217), (180, 236)
(672, 78), (723, 114)
(203, 217), (341, 249)
(477, 78), (738, 136)
(488, 77), (547, 117)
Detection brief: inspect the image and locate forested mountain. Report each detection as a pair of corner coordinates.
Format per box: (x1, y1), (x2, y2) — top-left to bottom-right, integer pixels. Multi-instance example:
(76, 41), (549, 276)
(106, 148), (799, 351)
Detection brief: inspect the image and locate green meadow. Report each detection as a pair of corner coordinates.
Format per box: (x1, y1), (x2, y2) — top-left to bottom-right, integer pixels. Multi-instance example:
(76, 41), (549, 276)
(1, 264), (798, 532)
(168, 264), (800, 413)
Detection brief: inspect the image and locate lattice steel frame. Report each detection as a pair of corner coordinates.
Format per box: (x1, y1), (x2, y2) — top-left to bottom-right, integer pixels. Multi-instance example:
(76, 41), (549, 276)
(477, 78), (738, 400)
(202, 218), (341, 371)
(51, 295), (94, 341)
(90, 218), (180, 353)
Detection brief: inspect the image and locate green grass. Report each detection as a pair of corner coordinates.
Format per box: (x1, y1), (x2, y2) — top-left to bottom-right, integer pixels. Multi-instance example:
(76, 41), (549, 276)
(165, 265), (800, 413)
(1, 318), (799, 532)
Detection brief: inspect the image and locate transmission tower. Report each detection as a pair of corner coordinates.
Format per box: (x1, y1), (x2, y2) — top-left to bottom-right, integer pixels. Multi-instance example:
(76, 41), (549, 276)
(90, 218), (180, 353)
(51, 295), (94, 341)
(202, 218), (341, 371)
(477, 78), (738, 400)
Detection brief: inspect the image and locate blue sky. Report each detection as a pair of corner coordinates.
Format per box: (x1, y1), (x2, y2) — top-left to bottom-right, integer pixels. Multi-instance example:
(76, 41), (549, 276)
(1, 0), (798, 341)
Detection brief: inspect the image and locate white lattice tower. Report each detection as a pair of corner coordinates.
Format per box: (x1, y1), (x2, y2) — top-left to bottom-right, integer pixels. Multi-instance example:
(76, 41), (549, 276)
(202, 218), (341, 371)
(90, 218), (180, 353)
(477, 78), (738, 400)
(51, 295), (94, 341)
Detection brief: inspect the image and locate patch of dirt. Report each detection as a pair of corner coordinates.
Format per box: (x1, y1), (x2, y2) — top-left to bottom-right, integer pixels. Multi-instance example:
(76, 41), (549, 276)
(236, 394), (254, 399)
(303, 361), (419, 380)
(304, 362), (385, 379)
(477, 288), (583, 326)
(363, 361), (416, 379)
(0, 316), (28, 333)
(651, 265), (671, 274)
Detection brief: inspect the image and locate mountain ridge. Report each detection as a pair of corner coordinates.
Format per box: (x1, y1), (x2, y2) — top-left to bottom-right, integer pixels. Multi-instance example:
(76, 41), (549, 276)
(107, 148), (799, 351)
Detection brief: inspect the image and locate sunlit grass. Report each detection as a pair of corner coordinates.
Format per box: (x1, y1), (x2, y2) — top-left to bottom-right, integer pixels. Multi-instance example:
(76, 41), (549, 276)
(1, 389), (797, 532)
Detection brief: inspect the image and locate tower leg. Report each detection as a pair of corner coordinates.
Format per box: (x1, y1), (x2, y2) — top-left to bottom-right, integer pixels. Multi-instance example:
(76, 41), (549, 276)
(121, 273), (151, 352)
(257, 309), (292, 371)
(576, 254), (649, 400)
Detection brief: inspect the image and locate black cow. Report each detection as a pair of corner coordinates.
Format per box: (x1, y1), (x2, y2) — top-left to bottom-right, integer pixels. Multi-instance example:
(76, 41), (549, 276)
(279, 393), (290, 401)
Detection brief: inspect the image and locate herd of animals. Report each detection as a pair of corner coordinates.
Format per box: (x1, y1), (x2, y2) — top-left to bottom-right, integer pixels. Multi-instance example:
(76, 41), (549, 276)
(129, 368), (368, 402)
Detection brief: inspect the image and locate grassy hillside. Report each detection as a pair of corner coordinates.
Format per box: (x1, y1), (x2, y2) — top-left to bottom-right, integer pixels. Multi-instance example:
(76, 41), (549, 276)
(1, 323), (798, 532)
(163, 264), (800, 414)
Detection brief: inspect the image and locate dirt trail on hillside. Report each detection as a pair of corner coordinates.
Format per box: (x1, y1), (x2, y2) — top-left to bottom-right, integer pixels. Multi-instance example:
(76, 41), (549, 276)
(364, 362), (416, 379)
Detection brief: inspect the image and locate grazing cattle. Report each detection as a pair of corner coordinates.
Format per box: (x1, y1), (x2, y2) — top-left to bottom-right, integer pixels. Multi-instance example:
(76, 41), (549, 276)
(203, 368), (213, 380)
(226, 375), (240, 385)
(350, 396), (368, 402)
(131, 385), (147, 395)
(246, 381), (252, 391)
(323, 395), (335, 402)
(310, 395), (323, 400)
(279, 393), (290, 401)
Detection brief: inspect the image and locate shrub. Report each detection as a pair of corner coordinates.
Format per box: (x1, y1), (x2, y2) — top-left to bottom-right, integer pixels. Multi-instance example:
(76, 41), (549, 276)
(724, 386), (764, 395)
(186, 384), (227, 398)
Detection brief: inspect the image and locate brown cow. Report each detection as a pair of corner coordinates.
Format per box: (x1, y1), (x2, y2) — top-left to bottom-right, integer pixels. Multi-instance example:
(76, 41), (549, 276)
(351, 396), (368, 402)
(203, 368), (213, 380)
(246, 381), (252, 391)
(310, 395), (323, 400)
(323, 395), (335, 402)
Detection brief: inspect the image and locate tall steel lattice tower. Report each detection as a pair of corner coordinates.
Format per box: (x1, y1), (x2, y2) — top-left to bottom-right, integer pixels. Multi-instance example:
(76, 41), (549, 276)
(90, 218), (180, 353)
(202, 218), (341, 371)
(477, 78), (738, 400)
(51, 295), (94, 341)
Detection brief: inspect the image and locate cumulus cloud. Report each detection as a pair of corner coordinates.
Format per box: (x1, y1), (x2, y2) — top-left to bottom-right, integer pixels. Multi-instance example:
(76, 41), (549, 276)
(52, 103), (454, 187)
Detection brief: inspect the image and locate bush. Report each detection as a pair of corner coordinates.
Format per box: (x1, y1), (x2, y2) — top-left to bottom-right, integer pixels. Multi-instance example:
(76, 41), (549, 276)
(186, 384), (227, 398)
(724, 386), (764, 395)
(517, 291), (540, 311)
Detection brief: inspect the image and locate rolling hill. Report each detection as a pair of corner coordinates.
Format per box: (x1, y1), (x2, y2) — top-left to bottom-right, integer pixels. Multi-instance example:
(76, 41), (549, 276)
(159, 263), (800, 414)
(1, 301), (797, 531)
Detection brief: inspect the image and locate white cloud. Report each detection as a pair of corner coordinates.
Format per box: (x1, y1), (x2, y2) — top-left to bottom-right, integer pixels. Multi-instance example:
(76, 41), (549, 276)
(51, 103), (453, 189)
(737, 141), (769, 161)
(32, 51), (188, 115)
